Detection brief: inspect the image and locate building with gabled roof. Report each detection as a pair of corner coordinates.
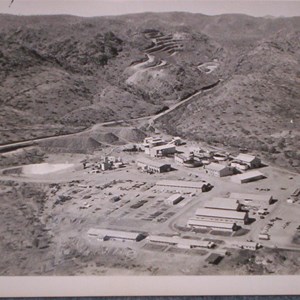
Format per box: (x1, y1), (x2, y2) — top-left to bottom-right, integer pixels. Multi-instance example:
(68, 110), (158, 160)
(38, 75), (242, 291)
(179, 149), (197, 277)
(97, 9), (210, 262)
(187, 218), (238, 232)
(231, 170), (266, 184)
(136, 158), (171, 173)
(87, 228), (147, 242)
(230, 241), (260, 251)
(234, 154), (261, 168)
(150, 144), (176, 157)
(230, 193), (273, 204)
(165, 194), (184, 205)
(146, 235), (215, 249)
(205, 197), (241, 211)
(204, 162), (234, 177)
(195, 208), (249, 224)
(156, 180), (208, 190)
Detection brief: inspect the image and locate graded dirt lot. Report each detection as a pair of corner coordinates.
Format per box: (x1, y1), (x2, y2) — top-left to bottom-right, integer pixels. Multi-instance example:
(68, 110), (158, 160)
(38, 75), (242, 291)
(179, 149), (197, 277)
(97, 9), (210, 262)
(1, 132), (299, 275)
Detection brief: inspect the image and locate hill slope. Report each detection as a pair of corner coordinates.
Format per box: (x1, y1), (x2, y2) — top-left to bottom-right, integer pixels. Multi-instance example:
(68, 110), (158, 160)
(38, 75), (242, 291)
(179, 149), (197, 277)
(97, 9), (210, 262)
(0, 12), (299, 170)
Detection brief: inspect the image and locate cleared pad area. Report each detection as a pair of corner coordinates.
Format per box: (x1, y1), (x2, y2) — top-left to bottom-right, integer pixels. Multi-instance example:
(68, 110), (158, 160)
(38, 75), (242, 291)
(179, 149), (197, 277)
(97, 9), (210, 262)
(22, 163), (74, 175)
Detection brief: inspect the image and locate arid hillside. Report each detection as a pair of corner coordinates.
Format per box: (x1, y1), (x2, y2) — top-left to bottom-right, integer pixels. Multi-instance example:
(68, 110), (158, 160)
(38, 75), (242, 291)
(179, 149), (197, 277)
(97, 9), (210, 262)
(0, 12), (299, 170)
(155, 27), (300, 171)
(0, 13), (219, 144)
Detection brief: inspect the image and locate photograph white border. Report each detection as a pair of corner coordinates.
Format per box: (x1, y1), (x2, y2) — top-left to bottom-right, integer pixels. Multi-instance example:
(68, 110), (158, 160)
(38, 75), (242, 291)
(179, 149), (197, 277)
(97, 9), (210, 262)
(1, 0), (300, 298)
(1, 275), (300, 297)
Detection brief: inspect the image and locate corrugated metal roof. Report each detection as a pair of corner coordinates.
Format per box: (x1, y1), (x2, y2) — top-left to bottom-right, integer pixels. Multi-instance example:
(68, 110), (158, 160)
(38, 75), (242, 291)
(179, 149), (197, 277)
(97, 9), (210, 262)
(195, 208), (247, 220)
(187, 218), (236, 229)
(235, 154), (258, 163)
(230, 193), (272, 201)
(206, 162), (229, 171)
(205, 197), (240, 210)
(88, 228), (143, 240)
(231, 241), (258, 248)
(156, 180), (205, 189)
(152, 144), (176, 151)
(147, 235), (213, 248)
(231, 170), (265, 181)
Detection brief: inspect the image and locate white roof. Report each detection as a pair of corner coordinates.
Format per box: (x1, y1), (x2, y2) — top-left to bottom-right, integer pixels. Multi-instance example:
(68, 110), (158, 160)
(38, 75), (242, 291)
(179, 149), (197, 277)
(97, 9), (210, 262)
(88, 228), (142, 240)
(147, 235), (176, 244)
(235, 154), (259, 163)
(147, 235), (213, 248)
(152, 144), (176, 150)
(231, 170), (265, 181)
(156, 180), (206, 189)
(166, 194), (183, 202)
(144, 136), (163, 142)
(206, 162), (229, 171)
(231, 241), (258, 248)
(205, 197), (240, 210)
(187, 218), (236, 229)
(137, 158), (170, 168)
(87, 228), (106, 237)
(195, 208), (247, 220)
(230, 193), (272, 201)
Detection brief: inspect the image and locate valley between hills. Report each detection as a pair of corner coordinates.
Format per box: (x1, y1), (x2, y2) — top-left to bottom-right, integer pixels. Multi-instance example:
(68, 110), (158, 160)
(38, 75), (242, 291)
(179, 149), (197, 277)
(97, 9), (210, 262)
(0, 12), (299, 172)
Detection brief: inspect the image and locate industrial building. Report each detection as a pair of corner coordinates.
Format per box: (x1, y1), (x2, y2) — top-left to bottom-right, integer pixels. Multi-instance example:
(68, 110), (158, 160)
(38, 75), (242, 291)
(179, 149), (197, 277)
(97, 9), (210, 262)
(230, 193), (273, 204)
(231, 170), (266, 184)
(87, 228), (147, 242)
(230, 161), (249, 171)
(174, 153), (202, 167)
(143, 136), (165, 148)
(98, 156), (124, 171)
(143, 136), (166, 155)
(136, 158), (171, 173)
(146, 235), (215, 249)
(204, 162), (234, 177)
(204, 197), (241, 211)
(165, 194), (184, 205)
(195, 208), (249, 224)
(174, 153), (189, 164)
(230, 241), (260, 251)
(156, 180), (210, 191)
(234, 154), (261, 169)
(187, 218), (238, 232)
(149, 144), (176, 157)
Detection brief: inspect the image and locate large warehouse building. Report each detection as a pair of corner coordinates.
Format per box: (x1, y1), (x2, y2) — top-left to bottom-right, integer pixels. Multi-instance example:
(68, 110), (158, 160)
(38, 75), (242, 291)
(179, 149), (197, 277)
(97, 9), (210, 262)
(231, 170), (266, 184)
(136, 158), (171, 173)
(204, 197), (241, 211)
(88, 228), (147, 242)
(195, 208), (249, 224)
(156, 180), (210, 191)
(146, 235), (215, 249)
(187, 218), (238, 232)
(230, 193), (273, 204)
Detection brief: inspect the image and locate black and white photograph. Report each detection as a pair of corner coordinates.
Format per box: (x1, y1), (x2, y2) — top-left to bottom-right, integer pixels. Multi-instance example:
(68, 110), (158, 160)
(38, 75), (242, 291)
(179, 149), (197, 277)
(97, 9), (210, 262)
(0, 0), (300, 296)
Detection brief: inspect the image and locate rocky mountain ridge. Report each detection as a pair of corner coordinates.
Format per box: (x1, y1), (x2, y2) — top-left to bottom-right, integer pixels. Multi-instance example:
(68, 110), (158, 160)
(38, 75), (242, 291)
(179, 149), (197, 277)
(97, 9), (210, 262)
(0, 12), (299, 170)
